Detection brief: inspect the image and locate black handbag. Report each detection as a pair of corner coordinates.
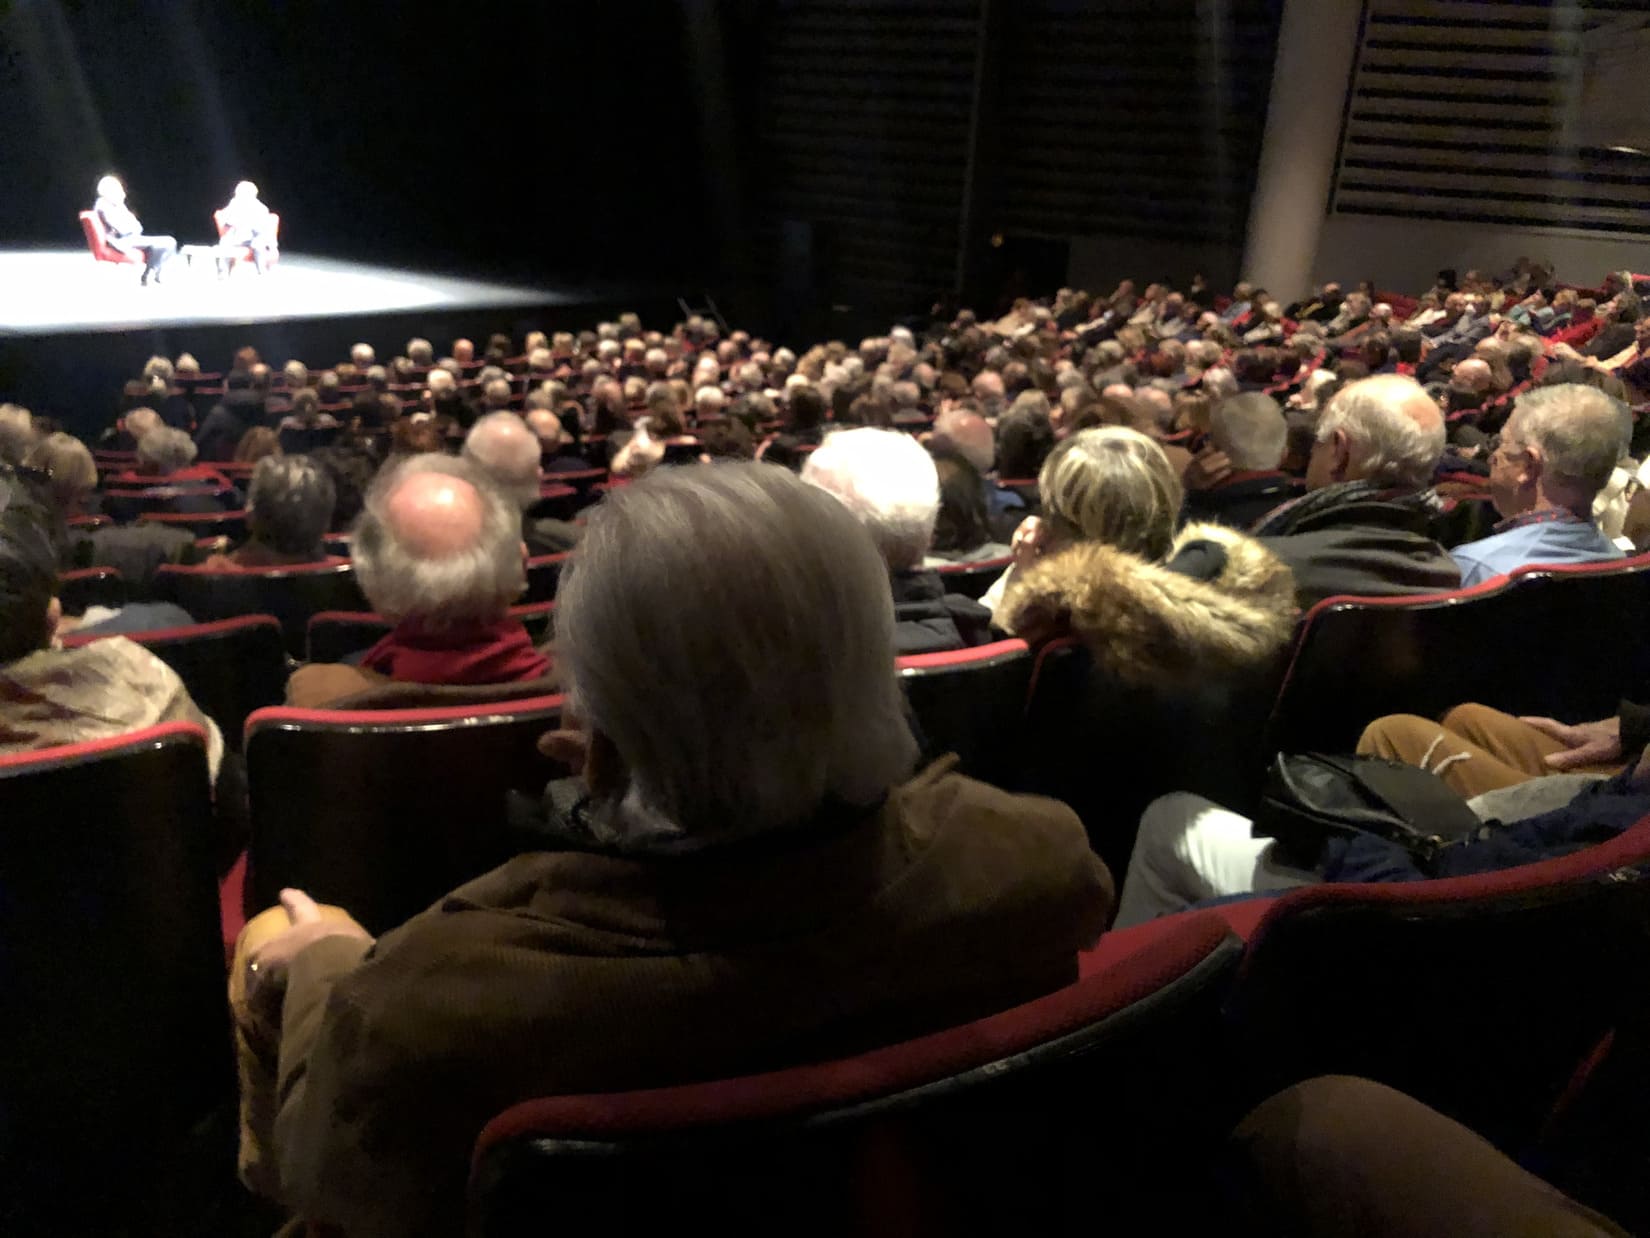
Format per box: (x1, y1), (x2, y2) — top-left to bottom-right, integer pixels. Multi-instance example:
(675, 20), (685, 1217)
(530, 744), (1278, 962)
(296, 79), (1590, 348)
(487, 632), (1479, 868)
(1253, 752), (1484, 870)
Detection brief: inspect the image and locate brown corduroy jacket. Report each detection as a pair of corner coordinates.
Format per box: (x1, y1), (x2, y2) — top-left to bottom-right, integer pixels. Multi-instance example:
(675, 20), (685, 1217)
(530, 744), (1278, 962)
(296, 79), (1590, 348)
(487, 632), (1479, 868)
(265, 757), (1112, 1237)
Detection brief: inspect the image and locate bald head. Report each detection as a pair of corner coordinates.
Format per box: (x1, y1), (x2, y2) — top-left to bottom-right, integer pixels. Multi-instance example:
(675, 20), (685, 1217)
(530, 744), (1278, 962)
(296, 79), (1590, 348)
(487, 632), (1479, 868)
(464, 411), (543, 510)
(453, 338), (475, 363)
(525, 407), (565, 450)
(352, 454), (527, 625)
(385, 469), (486, 559)
(1452, 358), (1493, 394)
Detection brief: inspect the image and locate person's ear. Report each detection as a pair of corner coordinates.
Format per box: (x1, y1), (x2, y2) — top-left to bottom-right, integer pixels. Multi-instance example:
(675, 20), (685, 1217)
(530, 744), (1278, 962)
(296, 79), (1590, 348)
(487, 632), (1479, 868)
(45, 596), (62, 647)
(1330, 428), (1354, 482)
(1522, 443), (1544, 489)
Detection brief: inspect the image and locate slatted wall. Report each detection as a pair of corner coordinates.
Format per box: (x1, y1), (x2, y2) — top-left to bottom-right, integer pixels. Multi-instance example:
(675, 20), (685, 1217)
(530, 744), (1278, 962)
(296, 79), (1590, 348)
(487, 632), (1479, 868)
(1333, 0), (1650, 236)
(990, 0), (1283, 248)
(754, 0), (979, 310)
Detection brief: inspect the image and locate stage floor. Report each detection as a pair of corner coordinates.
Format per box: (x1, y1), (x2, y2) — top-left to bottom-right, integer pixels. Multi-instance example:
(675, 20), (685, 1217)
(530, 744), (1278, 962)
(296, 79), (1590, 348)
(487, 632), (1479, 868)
(0, 250), (578, 336)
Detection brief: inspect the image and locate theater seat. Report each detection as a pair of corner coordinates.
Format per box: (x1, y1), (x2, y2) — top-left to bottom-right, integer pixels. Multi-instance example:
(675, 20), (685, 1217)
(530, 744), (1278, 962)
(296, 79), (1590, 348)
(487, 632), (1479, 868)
(140, 509), (250, 541)
(523, 552), (570, 603)
(1224, 814), (1650, 1152)
(1267, 552), (1650, 756)
(305, 600), (556, 663)
(468, 911), (1242, 1238)
(0, 723), (232, 1232)
(930, 554), (1011, 601)
(155, 560), (366, 656)
(244, 694), (567, 934)
(63, 615), (288, 750)
(103, 485), (237, 521)
(897, 638), (1030, 785)
(57, 566), (126, 615)
(78, 208), (142, 269)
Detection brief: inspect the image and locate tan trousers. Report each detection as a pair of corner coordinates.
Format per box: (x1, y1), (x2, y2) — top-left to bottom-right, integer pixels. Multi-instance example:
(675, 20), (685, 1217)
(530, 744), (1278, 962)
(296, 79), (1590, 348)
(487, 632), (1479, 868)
(228, 902), (357, 1203)
(1357, 703), (1624, 799)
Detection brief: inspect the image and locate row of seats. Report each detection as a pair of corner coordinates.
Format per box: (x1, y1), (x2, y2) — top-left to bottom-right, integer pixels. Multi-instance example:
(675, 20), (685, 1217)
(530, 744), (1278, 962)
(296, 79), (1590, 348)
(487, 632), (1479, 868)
(8, 718), (1647, 1233)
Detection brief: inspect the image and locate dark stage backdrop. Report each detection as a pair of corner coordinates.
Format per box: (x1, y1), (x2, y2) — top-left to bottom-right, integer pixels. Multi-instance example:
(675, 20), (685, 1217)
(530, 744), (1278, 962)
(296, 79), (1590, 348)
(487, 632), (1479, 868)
(0, 0), (714, 287)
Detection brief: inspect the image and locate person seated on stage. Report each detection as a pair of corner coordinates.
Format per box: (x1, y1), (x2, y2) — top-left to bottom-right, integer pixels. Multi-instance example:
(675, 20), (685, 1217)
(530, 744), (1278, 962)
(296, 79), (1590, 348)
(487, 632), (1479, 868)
(1448, 384), (1627, 587)
(462, 412), (580, 556)
(230, 461), (1110, 1238)
(203, 456), (340, 571)
(284, 454), (551, 707)
(91, 175), (176, 285)
(111, 427), (232, 491)
(215, 180), (278, 276)
(802, 426), (995, 655)
(1252, 374), (1459, 607)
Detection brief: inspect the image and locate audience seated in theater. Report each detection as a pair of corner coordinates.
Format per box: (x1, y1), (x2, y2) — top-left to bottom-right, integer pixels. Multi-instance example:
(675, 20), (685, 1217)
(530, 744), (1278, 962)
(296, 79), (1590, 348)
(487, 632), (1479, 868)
(284, 454), (550, 707)
(115, 426), (233, 491)
(230, 461), (1111, 1237)
(196, 368), (268, 462)
(1252, 374), (1458, 607)
(1357, 700), (1638, 800)
(986, 427), (1295, 688)
(139, 354), (196, 429)
(0, 403), (40, 465)
(463, 412), (581, 555)
(203, 456), (340, 570)
(0, 483), (221, 775)
(1448, 384), (1626, 586)
(802, 427), (995, 655)
(1182, 393), (1301, 529)
(923, 445), (1011, 565)
(277, 389), (339, 451)
(1115, 715), (1650, 928)
(234, 426), (283, 466)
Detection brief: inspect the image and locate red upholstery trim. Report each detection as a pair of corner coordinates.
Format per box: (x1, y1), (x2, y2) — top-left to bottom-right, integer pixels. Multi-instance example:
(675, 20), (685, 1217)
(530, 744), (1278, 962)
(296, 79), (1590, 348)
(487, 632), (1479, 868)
(1508, 549), (1650, 582)
(896, 638), (1029, 674)
(994, 478), (1038, 488)
(1295, 574), (1514, 629)
(526, 553), (572, 570)
(245, 694), (566, 738)
(220, 851), (248, 963)
(931, 555), (1013, 577)
(1022, 633), (1084, 715)
(1238, 813), (1650, 975)
(58, 567), (122, 583)
(305, 600), (557, 632)
(473, 911), (1232, 1157)
(538, 484), (577, 500)
(62, 613), (283, 649)
(0, 721), (209, 773)
(158, 560), (352, 578)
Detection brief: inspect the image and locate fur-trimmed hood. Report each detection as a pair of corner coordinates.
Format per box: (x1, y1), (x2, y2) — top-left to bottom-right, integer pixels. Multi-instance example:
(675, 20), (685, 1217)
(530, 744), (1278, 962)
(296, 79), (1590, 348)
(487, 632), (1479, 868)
(996, 522), (1298, 687)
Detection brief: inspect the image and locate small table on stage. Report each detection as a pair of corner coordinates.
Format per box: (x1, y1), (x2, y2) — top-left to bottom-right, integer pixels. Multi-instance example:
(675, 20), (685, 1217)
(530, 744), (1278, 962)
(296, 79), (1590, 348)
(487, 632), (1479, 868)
(179, 244), (224, 271)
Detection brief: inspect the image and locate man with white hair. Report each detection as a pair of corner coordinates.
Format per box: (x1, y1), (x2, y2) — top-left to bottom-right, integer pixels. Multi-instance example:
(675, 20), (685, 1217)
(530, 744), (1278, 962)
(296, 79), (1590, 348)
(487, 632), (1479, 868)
(803, 427), (994, 654)
(1183, 393), (1301, 529)
(462, 411), (580, 555)
(285, 455), (550, 708)
(1448, 384), (1628, 585)
(91, 175), (176, 284)
(215, 180), (278, 275)
(231, 461), (1110, 1235)
(350, 342), (376, 369)
(1253, 374), (1458, 606)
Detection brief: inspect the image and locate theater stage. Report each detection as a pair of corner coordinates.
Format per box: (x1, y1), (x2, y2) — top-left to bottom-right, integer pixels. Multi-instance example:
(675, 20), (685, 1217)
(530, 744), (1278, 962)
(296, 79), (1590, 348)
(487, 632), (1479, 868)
(0, 248), (672, 439)
(0, 250), (578, 336)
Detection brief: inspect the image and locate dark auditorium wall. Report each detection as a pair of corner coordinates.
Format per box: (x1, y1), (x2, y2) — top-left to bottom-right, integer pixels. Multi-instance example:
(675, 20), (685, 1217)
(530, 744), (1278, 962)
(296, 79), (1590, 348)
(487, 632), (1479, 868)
(0, 0), (714, 287)
(708, 0), (1284, 340)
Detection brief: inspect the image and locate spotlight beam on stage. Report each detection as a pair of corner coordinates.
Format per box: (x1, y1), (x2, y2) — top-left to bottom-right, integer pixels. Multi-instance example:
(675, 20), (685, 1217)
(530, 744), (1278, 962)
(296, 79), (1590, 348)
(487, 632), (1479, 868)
(0, 251), (573, 336)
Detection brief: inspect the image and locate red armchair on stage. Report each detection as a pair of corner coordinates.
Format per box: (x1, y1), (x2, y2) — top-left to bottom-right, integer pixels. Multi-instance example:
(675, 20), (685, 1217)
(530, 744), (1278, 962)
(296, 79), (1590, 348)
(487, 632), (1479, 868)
(212, 209), (281, 273)
(78, 210), (144, 269)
